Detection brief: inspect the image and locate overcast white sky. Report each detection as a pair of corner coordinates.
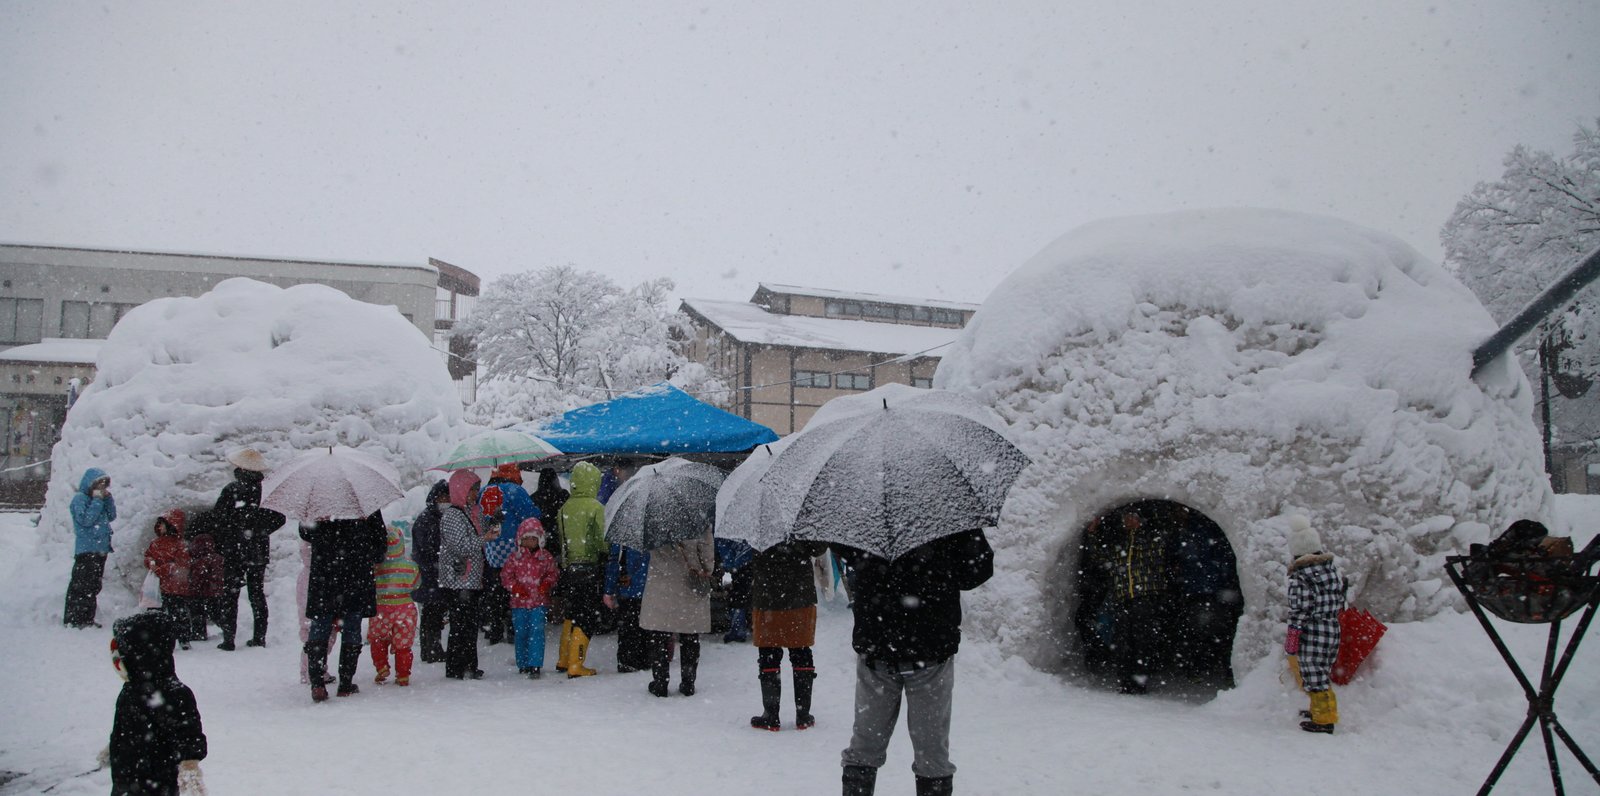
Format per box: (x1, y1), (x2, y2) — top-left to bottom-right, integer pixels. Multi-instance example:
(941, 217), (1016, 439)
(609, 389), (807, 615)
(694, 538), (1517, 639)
(2, 1), (1598, 305)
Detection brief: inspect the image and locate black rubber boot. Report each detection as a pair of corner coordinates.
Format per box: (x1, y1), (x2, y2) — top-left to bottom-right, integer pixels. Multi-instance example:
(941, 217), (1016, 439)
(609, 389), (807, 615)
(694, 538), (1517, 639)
(915, 775), (953, 796)
(751, 670), (782, 731)
(842, 765), (877, 796)
(336, 643), (362, 696)
(678, 636), (700, 696)
(793, 668), (816, 730)
(304, 641), (330, 702)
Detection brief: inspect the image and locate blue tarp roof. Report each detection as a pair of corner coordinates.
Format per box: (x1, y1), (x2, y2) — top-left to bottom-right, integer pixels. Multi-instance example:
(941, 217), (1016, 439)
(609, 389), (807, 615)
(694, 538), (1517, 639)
(519, 383), (778, 456)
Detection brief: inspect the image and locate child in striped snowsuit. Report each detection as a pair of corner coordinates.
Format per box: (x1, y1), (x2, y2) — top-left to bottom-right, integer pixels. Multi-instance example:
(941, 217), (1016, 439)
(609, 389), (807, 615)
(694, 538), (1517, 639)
(1285, 515), (1346, 734)
(370, 526), (421, 686)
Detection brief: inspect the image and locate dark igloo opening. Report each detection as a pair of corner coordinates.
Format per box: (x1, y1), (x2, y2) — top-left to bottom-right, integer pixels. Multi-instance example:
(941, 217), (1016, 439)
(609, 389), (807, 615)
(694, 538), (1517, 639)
(1072, 499), (1242, 694)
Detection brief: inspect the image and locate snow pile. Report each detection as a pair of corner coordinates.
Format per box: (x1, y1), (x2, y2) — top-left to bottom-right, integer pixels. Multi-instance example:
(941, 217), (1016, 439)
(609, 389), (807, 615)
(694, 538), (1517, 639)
(33, 278), (468, 612)
(935, 209), (1554, 670)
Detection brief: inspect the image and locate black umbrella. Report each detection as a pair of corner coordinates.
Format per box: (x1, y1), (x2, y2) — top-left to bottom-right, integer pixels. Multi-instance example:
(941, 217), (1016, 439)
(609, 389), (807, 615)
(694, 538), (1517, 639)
(604, 458), (726, 551)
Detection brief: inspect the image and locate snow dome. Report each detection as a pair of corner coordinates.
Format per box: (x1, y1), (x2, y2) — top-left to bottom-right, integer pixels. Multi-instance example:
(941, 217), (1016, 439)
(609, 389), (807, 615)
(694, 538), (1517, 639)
(39, 278), (469, 595)
(935, 208), (1554, 676)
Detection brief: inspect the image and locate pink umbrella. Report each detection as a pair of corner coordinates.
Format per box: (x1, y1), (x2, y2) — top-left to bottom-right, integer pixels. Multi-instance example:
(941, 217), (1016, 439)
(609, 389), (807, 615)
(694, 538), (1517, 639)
(261, 446), (404, 522)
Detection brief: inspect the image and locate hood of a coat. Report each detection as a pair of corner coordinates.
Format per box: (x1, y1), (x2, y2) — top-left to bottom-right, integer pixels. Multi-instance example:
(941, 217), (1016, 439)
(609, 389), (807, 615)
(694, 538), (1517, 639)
(516, 517), (545, 546)
(385, 527), (407, 559)
(157, 508), (187, 537)
(426, 479), (450, 505)
(447, 470), (481, 509)
(79, 468), (108, 495)
(569, 462), (602, 500)
(112, 611), (177, 682)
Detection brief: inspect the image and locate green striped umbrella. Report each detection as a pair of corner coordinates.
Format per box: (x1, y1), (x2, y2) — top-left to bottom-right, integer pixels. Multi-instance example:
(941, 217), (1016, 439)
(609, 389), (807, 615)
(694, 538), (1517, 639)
(434, 429), (562, 471)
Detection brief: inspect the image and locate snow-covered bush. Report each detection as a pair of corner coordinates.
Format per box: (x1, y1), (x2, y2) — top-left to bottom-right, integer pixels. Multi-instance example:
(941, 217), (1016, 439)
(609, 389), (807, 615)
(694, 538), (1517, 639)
(39, 278), (470, 599)
(935, 208), (1553, 672)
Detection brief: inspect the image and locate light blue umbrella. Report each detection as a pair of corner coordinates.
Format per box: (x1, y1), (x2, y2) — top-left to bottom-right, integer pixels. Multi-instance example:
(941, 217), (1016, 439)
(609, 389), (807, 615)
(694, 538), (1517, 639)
(434, 428), (561, 471)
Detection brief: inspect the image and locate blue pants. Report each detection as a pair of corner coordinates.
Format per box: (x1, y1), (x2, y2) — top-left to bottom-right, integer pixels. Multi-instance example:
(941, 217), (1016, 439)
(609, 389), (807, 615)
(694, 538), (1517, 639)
(512, 606), (548, 670)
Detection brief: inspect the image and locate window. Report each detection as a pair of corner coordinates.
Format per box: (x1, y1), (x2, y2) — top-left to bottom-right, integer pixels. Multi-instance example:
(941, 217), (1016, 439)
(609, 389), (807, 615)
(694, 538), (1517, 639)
(931, 309), (962, 325)
(862, 303), (897, 319)
(912, 377), (933, 389)
(825, 301), (862, 318)
(0, 298), (44, 344)
(794, 370), (832, 389)
(60, 301), (139, 339)
(836, 373), (871, 390)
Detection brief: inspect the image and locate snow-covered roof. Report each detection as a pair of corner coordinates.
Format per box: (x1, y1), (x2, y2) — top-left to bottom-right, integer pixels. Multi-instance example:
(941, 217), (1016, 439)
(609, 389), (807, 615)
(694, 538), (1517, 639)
(0, 338), (105, 364)
(682, 297), (961, 357)
(755, 283), (980, 312)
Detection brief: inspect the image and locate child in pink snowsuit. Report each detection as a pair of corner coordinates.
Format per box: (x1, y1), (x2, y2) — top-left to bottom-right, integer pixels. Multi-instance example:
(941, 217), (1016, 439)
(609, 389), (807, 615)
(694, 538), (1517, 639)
(501, 518), (559, 678)
(370, 526), (421, 685)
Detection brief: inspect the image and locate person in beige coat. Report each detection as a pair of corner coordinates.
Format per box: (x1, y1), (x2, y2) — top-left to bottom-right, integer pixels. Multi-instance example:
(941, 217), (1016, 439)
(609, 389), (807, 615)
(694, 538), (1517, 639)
(639, 529), (715, 697)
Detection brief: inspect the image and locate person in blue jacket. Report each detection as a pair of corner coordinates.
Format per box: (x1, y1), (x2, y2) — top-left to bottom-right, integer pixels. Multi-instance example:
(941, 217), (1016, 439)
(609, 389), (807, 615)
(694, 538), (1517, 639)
(65, 467), (116, 628)
(602, 543), (651, 672)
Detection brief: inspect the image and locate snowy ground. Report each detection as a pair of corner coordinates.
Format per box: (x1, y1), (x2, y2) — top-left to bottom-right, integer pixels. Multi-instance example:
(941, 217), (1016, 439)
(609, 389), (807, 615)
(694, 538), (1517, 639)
(2, 500), (1598, 796)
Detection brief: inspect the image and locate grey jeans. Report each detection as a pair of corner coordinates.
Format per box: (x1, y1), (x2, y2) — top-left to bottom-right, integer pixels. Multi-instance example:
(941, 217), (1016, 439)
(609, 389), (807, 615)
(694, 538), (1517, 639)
(841, 654), (956, 778)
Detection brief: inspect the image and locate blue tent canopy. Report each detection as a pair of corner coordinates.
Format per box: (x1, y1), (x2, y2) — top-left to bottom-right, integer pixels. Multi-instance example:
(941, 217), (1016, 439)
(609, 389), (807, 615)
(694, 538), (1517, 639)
(519, 383), (778, 457)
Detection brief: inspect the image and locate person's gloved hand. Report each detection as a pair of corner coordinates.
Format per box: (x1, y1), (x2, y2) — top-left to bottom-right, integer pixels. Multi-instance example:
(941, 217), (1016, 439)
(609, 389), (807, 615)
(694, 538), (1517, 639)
(178, 760), (207, 796)
(1284, 627), (1301, 655)
(602, 594), (617, 610)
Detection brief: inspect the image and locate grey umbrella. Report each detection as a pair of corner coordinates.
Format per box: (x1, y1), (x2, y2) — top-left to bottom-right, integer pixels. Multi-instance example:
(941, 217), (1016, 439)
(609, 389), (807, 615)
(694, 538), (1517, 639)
(604, 458), (727, 551)
(759, 383), (1030, 560)
(715, 435), (797, 551)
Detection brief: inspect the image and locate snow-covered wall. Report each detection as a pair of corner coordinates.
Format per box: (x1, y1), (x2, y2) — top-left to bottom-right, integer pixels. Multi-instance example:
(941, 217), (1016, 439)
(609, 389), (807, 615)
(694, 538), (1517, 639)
(935, 209), (1553, 672)
(39, 278), (469, 599)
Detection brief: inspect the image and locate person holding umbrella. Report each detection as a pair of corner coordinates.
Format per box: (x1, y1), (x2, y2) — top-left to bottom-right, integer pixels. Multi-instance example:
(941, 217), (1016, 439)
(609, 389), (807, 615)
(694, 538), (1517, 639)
(439, 469), (496, 680)
(639, 527), (716, 697)
(836, 531), (993, 796)
(300, 509), (387, 701)
(748, 539), (828, 731)
(736, 384), (1028, 796)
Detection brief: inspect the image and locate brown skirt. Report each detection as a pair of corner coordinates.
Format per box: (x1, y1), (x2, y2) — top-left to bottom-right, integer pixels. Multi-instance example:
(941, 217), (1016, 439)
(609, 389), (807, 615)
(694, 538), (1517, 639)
(752, 606), (817, 648)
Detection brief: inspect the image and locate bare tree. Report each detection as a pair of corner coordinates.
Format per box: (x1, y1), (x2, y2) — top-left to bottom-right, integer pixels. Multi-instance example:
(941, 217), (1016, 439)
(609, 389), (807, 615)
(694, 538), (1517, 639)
(1442, 118), (1600, 480)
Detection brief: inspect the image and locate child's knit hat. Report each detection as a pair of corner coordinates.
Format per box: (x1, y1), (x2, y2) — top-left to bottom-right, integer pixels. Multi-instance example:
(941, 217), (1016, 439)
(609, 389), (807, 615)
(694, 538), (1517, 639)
(1288, 514), (1323, 558)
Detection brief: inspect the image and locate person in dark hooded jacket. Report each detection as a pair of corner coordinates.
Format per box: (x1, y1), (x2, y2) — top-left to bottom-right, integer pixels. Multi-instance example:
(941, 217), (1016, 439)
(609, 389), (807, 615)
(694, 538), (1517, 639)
(109, 611), (206, 796)
(210, 448), (285, 650)
(300, 510), (387, 701)
(834, 529), (993, 796)
(410, 480), (451, 663)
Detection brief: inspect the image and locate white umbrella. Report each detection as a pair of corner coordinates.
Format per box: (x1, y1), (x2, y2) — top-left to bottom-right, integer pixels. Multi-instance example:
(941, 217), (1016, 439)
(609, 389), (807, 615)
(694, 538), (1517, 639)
(760, 383), (1031, 560)
(714, 435), (798, 551)
(605, 458), (726, 551)
(261, 446), (404, 522)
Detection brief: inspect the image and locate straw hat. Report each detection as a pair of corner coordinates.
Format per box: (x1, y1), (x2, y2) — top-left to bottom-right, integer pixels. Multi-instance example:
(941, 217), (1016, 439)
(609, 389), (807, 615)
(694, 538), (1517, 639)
(227, 448), (268, 472)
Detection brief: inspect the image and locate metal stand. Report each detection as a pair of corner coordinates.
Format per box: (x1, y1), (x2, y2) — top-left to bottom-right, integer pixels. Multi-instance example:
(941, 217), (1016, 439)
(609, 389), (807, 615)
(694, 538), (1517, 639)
(1444, 556), (1600, 795)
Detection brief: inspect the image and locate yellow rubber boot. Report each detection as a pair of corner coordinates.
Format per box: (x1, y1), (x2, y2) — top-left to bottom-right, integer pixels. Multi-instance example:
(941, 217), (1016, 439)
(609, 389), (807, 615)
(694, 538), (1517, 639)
(1310, 689), (1339, 726)
(556, 620), (574, 673)
(567, 627), (597, 678)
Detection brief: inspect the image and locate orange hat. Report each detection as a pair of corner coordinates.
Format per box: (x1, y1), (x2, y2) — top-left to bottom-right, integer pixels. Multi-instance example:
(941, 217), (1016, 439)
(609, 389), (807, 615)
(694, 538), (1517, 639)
(493, 463), (523, 484)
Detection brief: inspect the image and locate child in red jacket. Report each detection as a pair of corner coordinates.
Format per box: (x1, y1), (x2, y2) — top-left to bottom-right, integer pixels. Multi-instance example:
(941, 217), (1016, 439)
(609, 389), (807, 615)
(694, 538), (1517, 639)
(186, 533), (227, 643)
(501, 519), (559, 678)
(144, 509), (194, 649)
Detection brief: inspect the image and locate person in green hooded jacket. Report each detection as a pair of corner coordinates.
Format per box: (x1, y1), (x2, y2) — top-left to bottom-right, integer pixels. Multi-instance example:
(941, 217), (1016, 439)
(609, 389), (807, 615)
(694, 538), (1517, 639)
(555, 461), (608, 678)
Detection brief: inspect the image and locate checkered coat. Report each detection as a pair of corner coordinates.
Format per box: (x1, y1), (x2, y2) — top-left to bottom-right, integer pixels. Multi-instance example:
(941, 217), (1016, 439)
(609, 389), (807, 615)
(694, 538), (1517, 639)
(1289, 553), (1345, 692)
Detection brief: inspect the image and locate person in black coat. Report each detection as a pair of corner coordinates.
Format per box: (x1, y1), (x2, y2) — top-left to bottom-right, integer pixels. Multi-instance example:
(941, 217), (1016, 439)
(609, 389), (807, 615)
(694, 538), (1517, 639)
(834, 529), (993, 796)
(300, 510), (387, 701)
(410, 480), (450, 663)
(530, 468), (569, 565)
(110, 611), (207, 796)
(210, 449), (286, 650)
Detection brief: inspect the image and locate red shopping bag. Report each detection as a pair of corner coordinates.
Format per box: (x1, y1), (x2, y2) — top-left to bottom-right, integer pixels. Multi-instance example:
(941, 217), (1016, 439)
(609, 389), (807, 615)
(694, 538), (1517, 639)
(1331, 608), (1386, 685)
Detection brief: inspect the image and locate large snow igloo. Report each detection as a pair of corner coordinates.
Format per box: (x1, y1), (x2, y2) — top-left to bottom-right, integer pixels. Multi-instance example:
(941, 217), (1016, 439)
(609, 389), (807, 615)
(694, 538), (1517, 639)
(39, 277), (469, 598)
(934, 208), (1554, 678)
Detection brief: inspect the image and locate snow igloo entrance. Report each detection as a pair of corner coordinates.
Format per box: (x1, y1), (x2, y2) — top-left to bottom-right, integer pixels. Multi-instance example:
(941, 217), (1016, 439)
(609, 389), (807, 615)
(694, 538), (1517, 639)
(1072, 500), (1242, 693)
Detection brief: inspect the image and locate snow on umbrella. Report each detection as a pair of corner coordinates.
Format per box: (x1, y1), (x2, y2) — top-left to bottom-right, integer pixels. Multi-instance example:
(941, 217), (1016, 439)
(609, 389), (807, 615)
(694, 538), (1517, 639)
(759, 383), (1031, 560)
(434, 428), (561, 471)
(605, 458), (727, 551)
(715, 435), (799, 551)
(261, 446), (405, 523)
